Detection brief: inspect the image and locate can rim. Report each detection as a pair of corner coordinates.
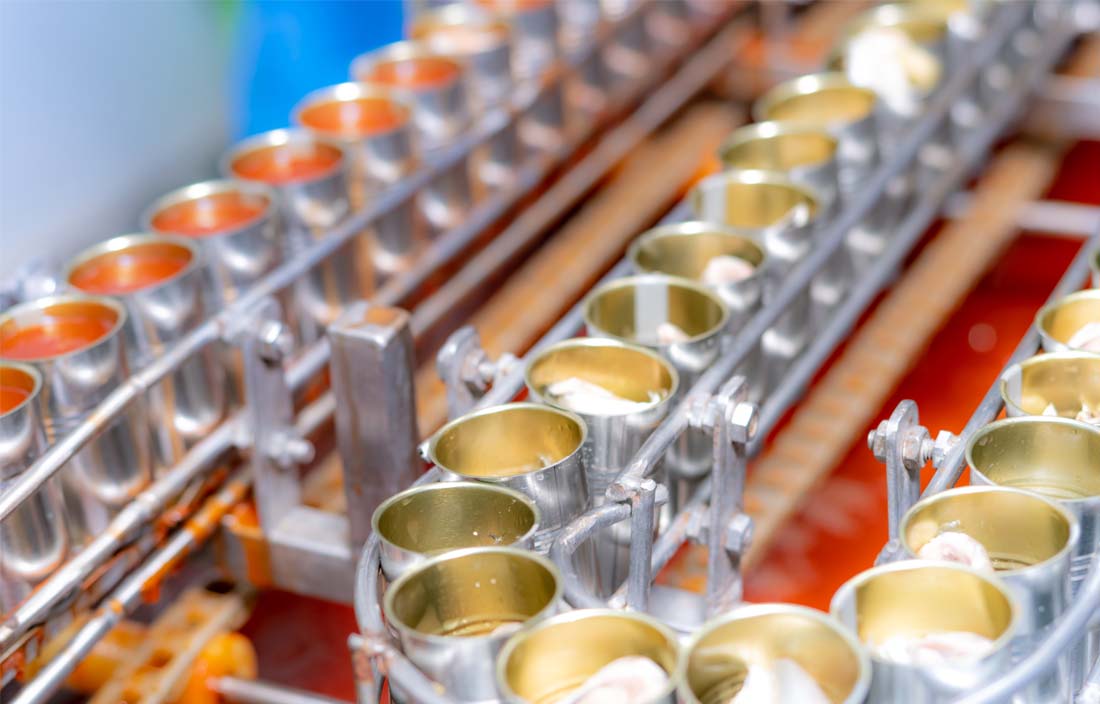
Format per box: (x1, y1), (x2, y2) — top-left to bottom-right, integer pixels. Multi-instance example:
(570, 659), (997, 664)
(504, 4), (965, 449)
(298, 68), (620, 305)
(141, 178), (277, 240)
(220, 128), (347, 187)
(63, 233), (202, 297)
(291, 82), (414, 141)
(1034, 289), (1100, 354)
(752, 71), (878, 127)
(998, 350), (1100, 418)
(718, 120), (839, 171)
(627, 220), (768, 279)
(0, 360), (43, 419)
(0, 293), (128, 363)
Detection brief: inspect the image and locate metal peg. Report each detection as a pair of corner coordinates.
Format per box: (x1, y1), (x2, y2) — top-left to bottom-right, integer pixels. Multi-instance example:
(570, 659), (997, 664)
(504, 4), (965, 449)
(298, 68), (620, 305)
(437, 326), (519, 420)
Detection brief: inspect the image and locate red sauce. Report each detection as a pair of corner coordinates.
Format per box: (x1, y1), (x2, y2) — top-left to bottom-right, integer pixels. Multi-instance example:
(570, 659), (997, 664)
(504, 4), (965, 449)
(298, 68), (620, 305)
(151, 191), (268, 238)
(477, 0), (552, 10)
(361, 57), (461, 90)
(1, 303), (118, 361)
(0, 385), (30, 414)
(69, 242), (191, 295)
(230, 143), (343, 185)
(299, 97), (409, 139)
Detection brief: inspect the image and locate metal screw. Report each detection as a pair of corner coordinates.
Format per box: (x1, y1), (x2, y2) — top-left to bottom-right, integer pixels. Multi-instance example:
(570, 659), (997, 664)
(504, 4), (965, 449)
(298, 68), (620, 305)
(868, 421), (889, 462)
(726, 513), (754, 555)
(257, 320), (294, 363)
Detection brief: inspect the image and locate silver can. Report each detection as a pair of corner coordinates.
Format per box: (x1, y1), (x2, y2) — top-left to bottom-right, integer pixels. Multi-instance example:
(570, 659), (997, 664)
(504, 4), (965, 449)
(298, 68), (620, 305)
(223, 128), (364, 343)
(901, 485), (1078, 700)
(372, 481), (539, 582)
(293, 81), (421, 279)
(383, 546), (561, 703)
(0, 295), (153, 544)
(64, 234), (226, 467)
(679, 603), (871, 704)
(0, 362), (68, 615)
(1034, 289), (1100, 354)
(1000, 351), (1100, 420)
(831, 560), (1018, 703)
(497, 608), (681, 704)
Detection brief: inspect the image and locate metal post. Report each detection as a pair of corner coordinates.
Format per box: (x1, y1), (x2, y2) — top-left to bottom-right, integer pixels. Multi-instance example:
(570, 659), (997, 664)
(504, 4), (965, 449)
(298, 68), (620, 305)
(869, 401), (929, 544)
(329, 302), (421, 550)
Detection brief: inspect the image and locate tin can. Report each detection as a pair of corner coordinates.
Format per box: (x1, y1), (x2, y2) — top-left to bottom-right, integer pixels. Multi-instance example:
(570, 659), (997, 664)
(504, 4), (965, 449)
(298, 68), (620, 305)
(65, 234), (226, 466)
(0, 295), (153, 544)
(383, 547), (561, 703)
(831, 561), (1018, 702)
(999, 351), (1100, 420)
(901, 485), (1078, 700)
(372, 481), (539, 582)
(1034, 289), (1100, 354)
(497, 609), (681, 704)
(224, 128), (364, 343)
(679, 603), (871, 704)
(0, 362), (68, 615)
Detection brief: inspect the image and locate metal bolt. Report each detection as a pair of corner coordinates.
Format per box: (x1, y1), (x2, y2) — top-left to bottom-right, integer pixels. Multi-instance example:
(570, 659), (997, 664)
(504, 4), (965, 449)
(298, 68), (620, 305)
(901, 426), (931, 471)
(257, 320), (294, 363)
(726, 513), (754, 555)
(267, 431), (315, 468)
(868, 421), (889, 462)
(687, 392), (718, 430)
(727, 401), (758, 445)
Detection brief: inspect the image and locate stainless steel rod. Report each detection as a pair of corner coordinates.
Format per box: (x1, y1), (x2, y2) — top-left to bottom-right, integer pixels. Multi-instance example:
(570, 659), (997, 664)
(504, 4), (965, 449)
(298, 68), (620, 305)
(214, 677), (350, 704)
(549, 502), (630, 609)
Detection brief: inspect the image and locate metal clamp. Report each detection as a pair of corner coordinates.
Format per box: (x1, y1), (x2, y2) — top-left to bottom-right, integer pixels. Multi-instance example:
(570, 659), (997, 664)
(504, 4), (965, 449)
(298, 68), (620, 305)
(437, 326), (520, 420)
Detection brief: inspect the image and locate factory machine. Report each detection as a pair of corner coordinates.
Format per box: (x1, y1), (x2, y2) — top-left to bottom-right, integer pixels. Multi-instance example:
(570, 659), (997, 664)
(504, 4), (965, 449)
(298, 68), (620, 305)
(3, 0), (1100, 702)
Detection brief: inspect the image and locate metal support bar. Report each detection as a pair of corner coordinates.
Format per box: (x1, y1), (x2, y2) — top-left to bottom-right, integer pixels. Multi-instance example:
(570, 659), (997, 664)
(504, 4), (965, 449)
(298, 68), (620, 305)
(214, 677), (350, 704)
(329, 303), (421, 549)
(625, 480), (658, 612)
(549, 503), (631, 609)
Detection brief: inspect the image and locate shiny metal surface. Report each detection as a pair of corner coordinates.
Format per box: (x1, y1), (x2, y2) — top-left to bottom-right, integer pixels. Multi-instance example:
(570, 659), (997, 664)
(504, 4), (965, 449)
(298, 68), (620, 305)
(0, 363), (66, 615)
(64, 234), (226, 467)
(679, 603), (871, 704)
(1000, 351), (1100, 419)
(901, 486), (1078, 700)
(831, 561), (1018, 702)
(1034, 289), (1100, 353)
(425, 402), (588, 549)
(0, 295), (152, 543)
(373, 482), (539, 582)
(223, 128), (363, 342)
(496, 608), (680, 704)
(383, 547), (561, 703)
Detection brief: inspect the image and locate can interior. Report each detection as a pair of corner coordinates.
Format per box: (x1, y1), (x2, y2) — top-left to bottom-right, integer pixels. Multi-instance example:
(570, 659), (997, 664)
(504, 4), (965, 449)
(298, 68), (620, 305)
(432, 406), (584, 478)
(760, 85), (876, 128)
(0, 301), (120, 362)
(633, 230), (764, 281)
(230, 141), (343, 185)
(968, 419), (1100, 500)
(1001, 354), (1100, 418)
(684, 611), (863, 704)
(68, 241), (193, 296)
(299, 95), (410, 139)
(387, 551), (558, 637)
(0, 364), (38, 416)
(527, 343), (676, 407)
(846, 4), (949, 46)
(357, 56), (462, 90)
(1038, 293), (1100, 349)
(150, 189), (270, 238)
(376, 485), (536, 554)
(502, 613), (678, 704)
(850, 565), (1013, 650)
(902, 489), (1072, 571)
(585, 279), (727, 344)
(720, 131), (837, 172)
(696, 178), (818, 230)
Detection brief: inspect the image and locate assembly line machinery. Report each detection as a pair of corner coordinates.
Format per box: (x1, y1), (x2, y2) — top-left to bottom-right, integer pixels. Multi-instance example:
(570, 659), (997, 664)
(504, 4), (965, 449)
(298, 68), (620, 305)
(2, 0), (1100, 702)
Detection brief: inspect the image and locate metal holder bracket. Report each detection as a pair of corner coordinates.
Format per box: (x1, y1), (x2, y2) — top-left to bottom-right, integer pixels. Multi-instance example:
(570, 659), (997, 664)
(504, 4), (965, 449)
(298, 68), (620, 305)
(437, 326), (519, 420)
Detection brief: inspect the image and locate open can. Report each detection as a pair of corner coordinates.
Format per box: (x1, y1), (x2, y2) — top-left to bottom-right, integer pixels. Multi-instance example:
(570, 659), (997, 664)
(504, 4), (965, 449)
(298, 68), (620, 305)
(0, 295), (153, 544)
(679, 603), (871, 704)
(383, 546), (561, 703)
(1034, 289), (1100, 354)
(0, 362), (68, 615)
(901, 485), (1079, 699)
(831, 561), (1018, 702)
(65, 234), (226, 467)
(497, 608), (681, 704)
(1000, 351), (1100, 423)
(224, 128), (364, 344)
(372, 481), (539, 582)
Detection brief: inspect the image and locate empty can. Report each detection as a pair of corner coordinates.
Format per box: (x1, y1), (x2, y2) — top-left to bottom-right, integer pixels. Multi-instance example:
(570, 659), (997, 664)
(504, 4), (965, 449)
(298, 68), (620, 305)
(1034, 289), (1100, 354)
(1000, 351), (1100, 422)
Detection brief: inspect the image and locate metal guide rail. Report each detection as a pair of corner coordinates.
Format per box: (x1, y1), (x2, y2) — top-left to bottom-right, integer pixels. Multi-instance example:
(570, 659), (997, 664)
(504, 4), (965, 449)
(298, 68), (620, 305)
(0, 0), (739, 681)
(350, 4), (1089, 704)
(0, 3), (1091, 704)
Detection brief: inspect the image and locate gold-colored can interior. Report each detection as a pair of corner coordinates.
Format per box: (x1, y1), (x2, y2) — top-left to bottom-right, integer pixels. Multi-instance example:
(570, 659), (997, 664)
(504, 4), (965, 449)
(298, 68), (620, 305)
(845, 3), (950, 45)
(584, 278), (728, 344)
(683, 609), (864, 704)
(500, 611), (679, 704)
(526, 341), (677, 408)
(430, 405), (584, 479)
(1000, 353), (1100, 418)
(849, 564), (1013, 651)
(757, 78), (877, 129)
(967, 418), (1100, 501)
(719, 127), (837, 172)
(694, 176), (818, 230)
(375, 483), (537, 555)
(631, 227), (765, 282)
(386, 549), (559, 638)
(1037, 290), (1100, 350)
(902, 487), (1072, 571)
